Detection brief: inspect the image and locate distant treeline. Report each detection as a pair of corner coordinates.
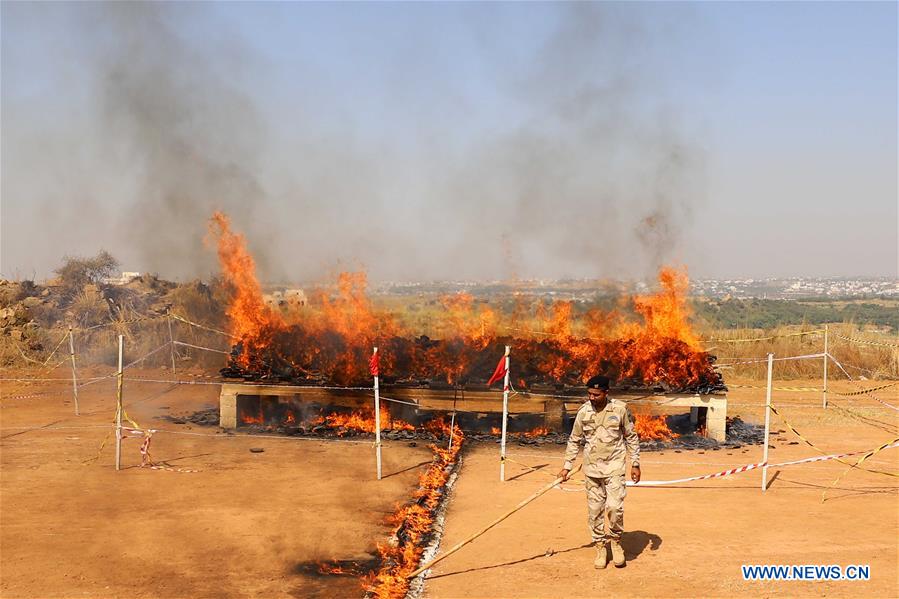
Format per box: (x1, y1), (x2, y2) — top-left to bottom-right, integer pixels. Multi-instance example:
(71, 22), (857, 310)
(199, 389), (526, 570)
(692, 299), (899, 331)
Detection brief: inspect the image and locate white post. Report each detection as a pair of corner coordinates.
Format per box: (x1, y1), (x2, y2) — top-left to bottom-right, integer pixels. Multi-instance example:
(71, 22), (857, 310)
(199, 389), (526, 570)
(373, 347), (382, 481)
(822, 325), (828, 409)
(167, 315), (177, 375)
(500, 345), (511, 482)
(761, 352), (773, 492)
(115, 334), (124, 471)
(448, 408), (457, 451)
(68, 326), (79, 416)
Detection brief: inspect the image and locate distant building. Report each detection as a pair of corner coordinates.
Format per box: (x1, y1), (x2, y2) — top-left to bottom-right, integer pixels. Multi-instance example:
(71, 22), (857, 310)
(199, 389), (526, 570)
(104, 271), (141, 285)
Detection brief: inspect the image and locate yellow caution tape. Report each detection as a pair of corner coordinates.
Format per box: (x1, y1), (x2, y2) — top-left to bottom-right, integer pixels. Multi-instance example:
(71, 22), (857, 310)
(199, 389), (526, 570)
(831, 382), (897, 397)
(834, 334), (899, 348)
(824, 435), (899, 502)
(768, 404), (898, 478)
(731, 384), (823, 392)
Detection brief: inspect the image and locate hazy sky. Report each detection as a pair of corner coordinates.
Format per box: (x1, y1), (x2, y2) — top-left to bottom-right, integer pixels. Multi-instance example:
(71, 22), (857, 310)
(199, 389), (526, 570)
(2, 2), (896, 282)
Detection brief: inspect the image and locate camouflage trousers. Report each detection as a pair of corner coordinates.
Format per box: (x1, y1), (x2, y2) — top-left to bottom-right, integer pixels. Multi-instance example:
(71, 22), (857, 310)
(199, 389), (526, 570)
(585, 474), (627, 543)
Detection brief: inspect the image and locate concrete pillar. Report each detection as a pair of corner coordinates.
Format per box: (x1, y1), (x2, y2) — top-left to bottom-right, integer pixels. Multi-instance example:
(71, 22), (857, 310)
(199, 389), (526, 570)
(706, 401), (727, 442)
(220, 391), (238, 429)
(543, 398), (565, 432)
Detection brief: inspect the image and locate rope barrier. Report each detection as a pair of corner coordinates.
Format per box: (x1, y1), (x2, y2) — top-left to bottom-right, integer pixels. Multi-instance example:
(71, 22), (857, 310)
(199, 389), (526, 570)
(825, 353), (898, 411)
(717, 353), (826, 366)
(827, 355), (888, 377)
(0, 424), (113, 432)
(3, 331), (71, 396)
(699, 329), (825, 343)
(170, 313), (238, 339)
(0, 376), (107, 383)
(173, 340), (230, 355)
(824, 400), (898, 434)
(122, 376), (221, 386)
(122, 341), (174, 371)
(151, 427), (380, 446)
(74, 315), (165, 332)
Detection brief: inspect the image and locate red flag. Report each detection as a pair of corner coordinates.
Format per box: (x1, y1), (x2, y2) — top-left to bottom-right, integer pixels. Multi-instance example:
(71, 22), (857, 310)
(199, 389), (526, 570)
(487, 354), (507, 387)
(369, 350), (380, 377)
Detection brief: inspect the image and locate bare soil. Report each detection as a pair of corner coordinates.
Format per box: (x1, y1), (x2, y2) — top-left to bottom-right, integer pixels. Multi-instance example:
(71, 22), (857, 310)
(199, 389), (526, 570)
(2, 371), (897, 598)
(1, 368), (433, 598)
(425, 379), (899, 598)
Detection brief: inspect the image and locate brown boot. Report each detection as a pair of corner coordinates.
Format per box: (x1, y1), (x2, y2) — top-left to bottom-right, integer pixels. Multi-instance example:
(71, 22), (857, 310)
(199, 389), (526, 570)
(610, 539), (626, 567)
(594, 543), (609, 569)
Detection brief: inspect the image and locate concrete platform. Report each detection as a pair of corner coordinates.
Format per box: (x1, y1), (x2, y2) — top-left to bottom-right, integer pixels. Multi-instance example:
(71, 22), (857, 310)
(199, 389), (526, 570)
(219, 382), (727, 441)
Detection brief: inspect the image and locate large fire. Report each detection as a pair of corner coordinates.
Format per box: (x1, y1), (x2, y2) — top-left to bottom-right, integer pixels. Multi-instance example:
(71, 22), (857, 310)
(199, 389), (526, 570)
(208, 211), (722, 393)
(207, 212), (285, 368)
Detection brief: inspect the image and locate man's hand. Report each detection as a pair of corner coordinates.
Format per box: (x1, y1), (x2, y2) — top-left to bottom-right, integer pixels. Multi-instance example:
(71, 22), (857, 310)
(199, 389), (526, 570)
(630, 465), (641, 484)
(557, 468), (571, 482)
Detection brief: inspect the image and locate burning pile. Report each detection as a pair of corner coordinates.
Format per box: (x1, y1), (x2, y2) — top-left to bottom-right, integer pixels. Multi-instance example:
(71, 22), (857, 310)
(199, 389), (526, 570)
(209, 212), (724, 395)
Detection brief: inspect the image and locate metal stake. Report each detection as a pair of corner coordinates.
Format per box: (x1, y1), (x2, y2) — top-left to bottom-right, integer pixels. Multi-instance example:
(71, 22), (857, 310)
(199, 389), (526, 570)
(68, 326), (79, 416)
(823, 325), (829, 409)
(762, 352), (773, 492)
(115, 335), (124, 471)
(500, 345), (511, 482)
(373, 347), (382, 480)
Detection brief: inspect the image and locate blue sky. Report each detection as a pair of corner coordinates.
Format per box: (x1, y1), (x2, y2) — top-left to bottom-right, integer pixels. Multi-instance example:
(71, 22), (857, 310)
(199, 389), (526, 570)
(2, 2), (896, 281)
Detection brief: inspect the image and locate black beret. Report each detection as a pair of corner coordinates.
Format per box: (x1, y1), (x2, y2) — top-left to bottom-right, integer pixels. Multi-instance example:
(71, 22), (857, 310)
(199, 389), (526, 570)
(586, 375), (610, 391)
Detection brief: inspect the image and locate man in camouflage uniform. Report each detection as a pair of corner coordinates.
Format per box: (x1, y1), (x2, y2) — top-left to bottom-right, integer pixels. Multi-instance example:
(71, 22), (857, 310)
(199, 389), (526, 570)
(558, 375), (641, 569)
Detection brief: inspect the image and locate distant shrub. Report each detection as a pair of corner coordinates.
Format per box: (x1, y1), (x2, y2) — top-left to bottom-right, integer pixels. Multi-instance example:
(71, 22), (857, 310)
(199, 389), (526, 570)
(54, 251), (120, 298)
(70, 290), (110, 328)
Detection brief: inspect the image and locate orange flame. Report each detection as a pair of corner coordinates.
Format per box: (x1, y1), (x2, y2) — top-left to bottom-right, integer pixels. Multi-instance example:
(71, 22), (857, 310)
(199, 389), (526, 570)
(239, 411), (263, 425)
(634, 413), (676, 441)
(366, 418), (463, 598)
(488, 426), (549, 438)
(209, 213), (719, 391)
(208, 212), (285, 366)
(314, 405), (414, 436)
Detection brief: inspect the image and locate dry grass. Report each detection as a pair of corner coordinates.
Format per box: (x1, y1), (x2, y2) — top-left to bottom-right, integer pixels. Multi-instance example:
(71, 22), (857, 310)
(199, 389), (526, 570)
(706, 324), (898, 380)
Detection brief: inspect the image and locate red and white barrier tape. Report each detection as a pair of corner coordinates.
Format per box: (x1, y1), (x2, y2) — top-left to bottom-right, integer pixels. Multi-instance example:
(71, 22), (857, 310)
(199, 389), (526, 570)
(629, 441), (899, 487)
(765, 441), (899, 469)
(553, 442), (899, 490)
(121, 426), (199, 473)
(628, 460), (767, 487)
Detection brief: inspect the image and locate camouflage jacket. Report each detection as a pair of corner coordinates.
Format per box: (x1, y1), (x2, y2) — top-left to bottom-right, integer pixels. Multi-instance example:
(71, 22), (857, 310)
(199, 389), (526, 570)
(563, 398), (640, 477)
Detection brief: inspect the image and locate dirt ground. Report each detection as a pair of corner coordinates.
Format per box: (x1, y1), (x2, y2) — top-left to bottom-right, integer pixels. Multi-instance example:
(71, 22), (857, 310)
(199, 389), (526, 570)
(2, 371), (897, 598)
(425, 380), (899, 598)
(0, 368), (433, 598)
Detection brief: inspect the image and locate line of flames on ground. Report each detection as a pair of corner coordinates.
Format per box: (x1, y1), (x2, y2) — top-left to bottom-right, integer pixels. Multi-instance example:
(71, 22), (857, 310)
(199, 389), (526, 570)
(309, 416), (462, 598)
(279, 406), (674, 597)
